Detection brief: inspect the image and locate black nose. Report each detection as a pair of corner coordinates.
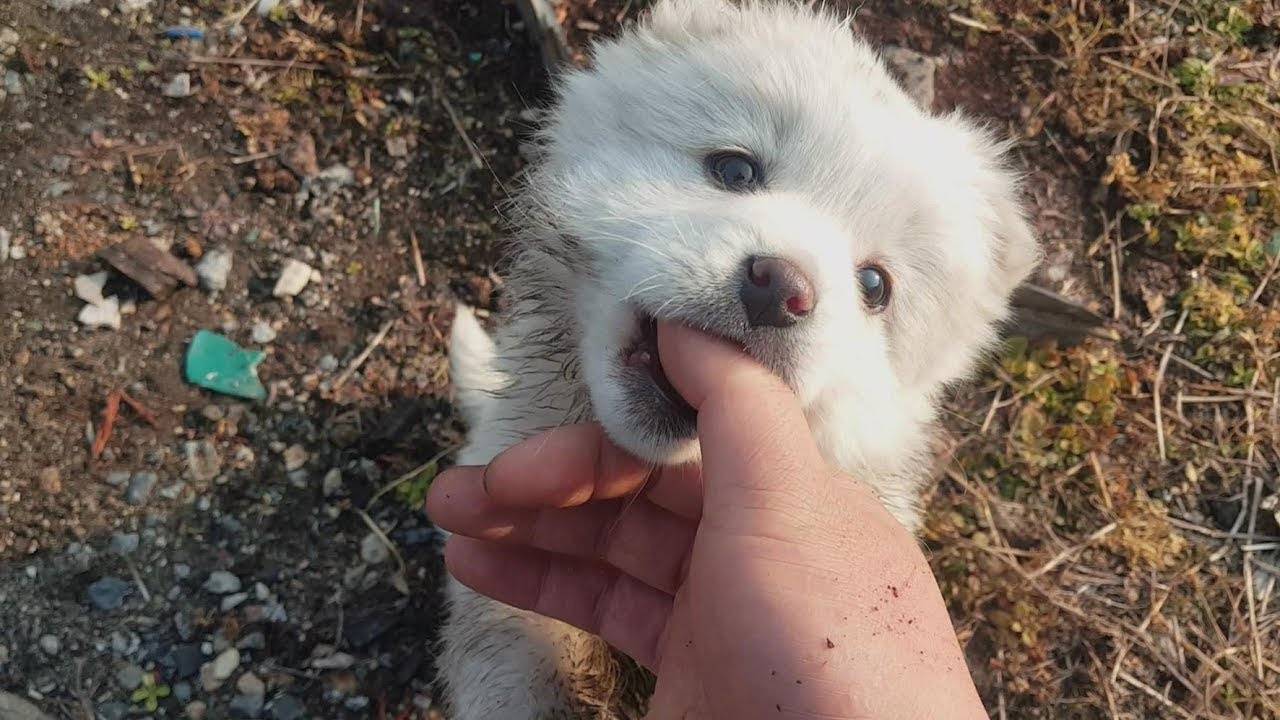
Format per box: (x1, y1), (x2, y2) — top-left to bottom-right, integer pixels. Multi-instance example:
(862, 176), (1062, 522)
(740, 256), (816, 328)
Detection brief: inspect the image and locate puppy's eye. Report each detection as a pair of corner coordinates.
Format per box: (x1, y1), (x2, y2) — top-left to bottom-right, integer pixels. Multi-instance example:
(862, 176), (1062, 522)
(706, 151), (763, 192)
(857, 265), (891, 311)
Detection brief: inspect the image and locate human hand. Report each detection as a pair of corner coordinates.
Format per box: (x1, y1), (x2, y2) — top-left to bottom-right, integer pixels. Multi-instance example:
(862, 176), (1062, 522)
(427, 323), (986, 719)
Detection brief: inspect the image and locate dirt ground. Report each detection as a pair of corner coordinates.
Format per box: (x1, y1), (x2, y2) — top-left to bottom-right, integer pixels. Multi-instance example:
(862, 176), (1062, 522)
(1, 0), (1277, 719)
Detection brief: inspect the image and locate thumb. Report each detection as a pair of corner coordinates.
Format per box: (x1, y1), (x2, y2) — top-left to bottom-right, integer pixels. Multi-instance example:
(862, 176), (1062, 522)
(656, 322), (828, 530)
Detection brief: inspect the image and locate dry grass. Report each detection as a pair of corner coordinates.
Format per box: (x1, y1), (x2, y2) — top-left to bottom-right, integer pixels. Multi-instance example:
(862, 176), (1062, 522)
(924, 1), (1280, 717)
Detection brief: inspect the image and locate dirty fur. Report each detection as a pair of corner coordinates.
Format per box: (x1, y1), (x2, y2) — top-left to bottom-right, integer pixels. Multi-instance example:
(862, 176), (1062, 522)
(437, 1), (1039, 718)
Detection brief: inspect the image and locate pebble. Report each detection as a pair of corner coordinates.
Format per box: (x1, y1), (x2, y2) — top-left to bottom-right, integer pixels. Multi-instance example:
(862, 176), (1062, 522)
(229, 693), (265, 719)
(173, 681), (192, 703)
(881, 45), (940, 110)
(124, 472), (158, 505)
(184, 440), (222, 482)
(200, 648), (240, 691)
(195, 247), (233, 291)
(318, 354), (339, 372)
(38, 634), (59, 656)
(272, 259), (314, 298)
(37, 467), (62, 494)
(360, 532), (389, 564)
(221, 592), (249, 611)
(187, 700), (208, 720)
(105, 470), (131, 486)
(0, 227), (10, 261)
(86, 576), (131, 610)
(78, 296), (122, 330)
(114, 663), (144, 691)
(109, 532), (139, 556)
(117, 0), (152, 12)
(4, 70), (23, 96)
(321, 468), (344, 497)
(203, 570), (242, 594)
(74, 271), (110, 305)
(171, 644), (203, 678)
(96, 702), (129, 720)
(235, 671), (265, 698)
(310, 651), (355, 670)
(267, 695), (305, 720)
(236, 631), (266, 651)
(282, 444), (307, 472)
(0, 28), (18, 58)
(250, 321), (277, 344)
(163, 72), (192, 98)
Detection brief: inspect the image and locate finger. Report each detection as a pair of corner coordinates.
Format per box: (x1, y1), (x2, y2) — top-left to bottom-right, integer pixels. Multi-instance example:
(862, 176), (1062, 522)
(429, 467), (695, 594)
(478, 424), (703, 519)
(656, 323), (827, 529)
(445, 536), (671, 669)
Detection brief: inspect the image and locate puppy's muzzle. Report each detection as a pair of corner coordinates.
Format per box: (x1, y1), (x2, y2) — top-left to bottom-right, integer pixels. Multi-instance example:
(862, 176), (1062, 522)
(740, 256), (816, 328)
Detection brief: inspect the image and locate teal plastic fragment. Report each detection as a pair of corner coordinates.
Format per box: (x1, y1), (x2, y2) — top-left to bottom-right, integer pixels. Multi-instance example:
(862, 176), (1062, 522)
(184, 330), (268, 401)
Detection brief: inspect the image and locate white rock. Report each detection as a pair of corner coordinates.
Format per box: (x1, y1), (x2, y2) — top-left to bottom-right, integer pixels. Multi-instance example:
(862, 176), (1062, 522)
(195, 247), (233, 291)
(250, 321), (277, 344)
(203, 570), (242, 594)
(163, 72), (192, 99)
(78, 296), (121, 330)
(0, 227), (11, 261)
(47, 0), (91, 9)
(0, 29), (17, 59)
(281, 444), (308, 472)
(309, 651), (356, 670)
(273, 259), (314, 297)
(360, 532), (389, 564)
(211, 648), (240, 679)
(235, 671), (265, 698)
(255, 0), (280, 15)
(881, 45), (940, 111)
(38, 634), (60, 655)
(117, 0), (152, 11)
(321, 468), (343, 497)
(74, 271), (110, 305)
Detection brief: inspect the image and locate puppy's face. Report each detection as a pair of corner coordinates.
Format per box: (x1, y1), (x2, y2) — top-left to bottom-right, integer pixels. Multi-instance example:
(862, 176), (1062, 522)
(528, 1), (1038, 469)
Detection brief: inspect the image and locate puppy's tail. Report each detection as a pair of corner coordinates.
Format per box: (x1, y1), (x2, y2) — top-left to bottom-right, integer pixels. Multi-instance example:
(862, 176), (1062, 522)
(449, 304), (504, 427)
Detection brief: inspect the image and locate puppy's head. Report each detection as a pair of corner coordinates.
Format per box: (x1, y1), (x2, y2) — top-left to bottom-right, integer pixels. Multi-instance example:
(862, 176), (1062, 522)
(522, 0), (1038, 470)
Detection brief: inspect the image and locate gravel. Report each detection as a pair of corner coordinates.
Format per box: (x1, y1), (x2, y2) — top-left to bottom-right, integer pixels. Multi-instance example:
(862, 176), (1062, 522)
(124, 472), (158, 505)
(86, 576), (132, 611)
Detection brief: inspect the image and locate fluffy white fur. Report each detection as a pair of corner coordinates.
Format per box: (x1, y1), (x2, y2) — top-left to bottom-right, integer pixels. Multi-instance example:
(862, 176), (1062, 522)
(437, 2), (1039, 718)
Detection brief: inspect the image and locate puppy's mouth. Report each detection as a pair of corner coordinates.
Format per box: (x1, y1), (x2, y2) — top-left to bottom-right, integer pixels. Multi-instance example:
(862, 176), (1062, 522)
(618, 312), (698, 435)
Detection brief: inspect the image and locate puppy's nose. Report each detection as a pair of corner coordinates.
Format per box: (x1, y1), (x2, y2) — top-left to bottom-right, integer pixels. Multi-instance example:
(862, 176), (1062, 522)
(740, 256), (816, 328)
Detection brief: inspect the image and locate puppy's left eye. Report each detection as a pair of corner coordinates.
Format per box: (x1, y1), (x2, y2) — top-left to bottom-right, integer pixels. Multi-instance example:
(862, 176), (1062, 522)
(706, 151), (763, 192)
(857, 265), (891, 311)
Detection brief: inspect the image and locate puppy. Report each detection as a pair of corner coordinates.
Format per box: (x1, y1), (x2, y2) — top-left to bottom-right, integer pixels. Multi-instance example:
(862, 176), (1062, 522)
(438, 1), (1038, 717)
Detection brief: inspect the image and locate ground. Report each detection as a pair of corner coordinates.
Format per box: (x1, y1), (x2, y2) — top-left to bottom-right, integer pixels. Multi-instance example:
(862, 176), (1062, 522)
(0, 1), (1277, 719)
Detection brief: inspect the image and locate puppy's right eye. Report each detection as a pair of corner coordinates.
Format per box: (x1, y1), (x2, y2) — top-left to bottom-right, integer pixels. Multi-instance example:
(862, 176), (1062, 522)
(706, 151), (763, 192)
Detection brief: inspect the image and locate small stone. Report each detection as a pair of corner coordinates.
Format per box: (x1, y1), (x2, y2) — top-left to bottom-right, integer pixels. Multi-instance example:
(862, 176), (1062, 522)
(272, 259), (314, 298)
(109, 532), (139, 556)
(97, 702), (130, 720)
(114, 663), (144, 691)
(117, 0), (152, 12)
(235, 671), (265, 698)
(105, 470), (131, 486)
(78, 296), (122, 330)
(203, 570), (242, 594)
(87, 576), (131, 610)
(173, 681), (192, 703)
(281, 444), (307, 472)
(163, 72), (192, 98)
(318, 354), (339, 372)
(229, 693), (265, 719)
(171, 644), (203, 678)
(125, 472), (158, 505)
(250, 321), (276, 344)
(4, 70), (23, 96)
(37, 467), (62, 494)
(309, 651), (356, 670)
(184, 440), (222, 482)
(281, 133), (319, 179)
(74, 271), (110, 305)
(221, 592), (249, 611)
(267, 694), (305, 720)
(321, 468), (343, 497)
(195, 247), (233, 291)
(881, 45), (940, 111)
(360, 532), (389, 564)
(201, 404), (226, 422)
(236, 631), (266, 651)
(201, 648), (240, 691)
(0, 227), (10, 262)
(385, 136), (409, 158)
(186, 700), (208, 720)
(38, 634), (59, 655)
(0, 28), (18, 59)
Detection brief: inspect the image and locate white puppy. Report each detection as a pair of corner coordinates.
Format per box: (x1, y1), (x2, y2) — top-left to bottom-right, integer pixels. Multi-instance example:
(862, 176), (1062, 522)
(438, 1), (1038, 717)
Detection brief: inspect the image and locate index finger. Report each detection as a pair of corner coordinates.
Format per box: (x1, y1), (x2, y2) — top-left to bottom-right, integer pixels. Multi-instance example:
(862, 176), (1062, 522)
(450, 423), (704, 519)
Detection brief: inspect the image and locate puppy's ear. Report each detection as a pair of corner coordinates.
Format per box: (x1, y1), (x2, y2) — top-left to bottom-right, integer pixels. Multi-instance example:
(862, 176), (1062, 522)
(980, 164), (1040, 298)
(644, 0), (736, 40)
